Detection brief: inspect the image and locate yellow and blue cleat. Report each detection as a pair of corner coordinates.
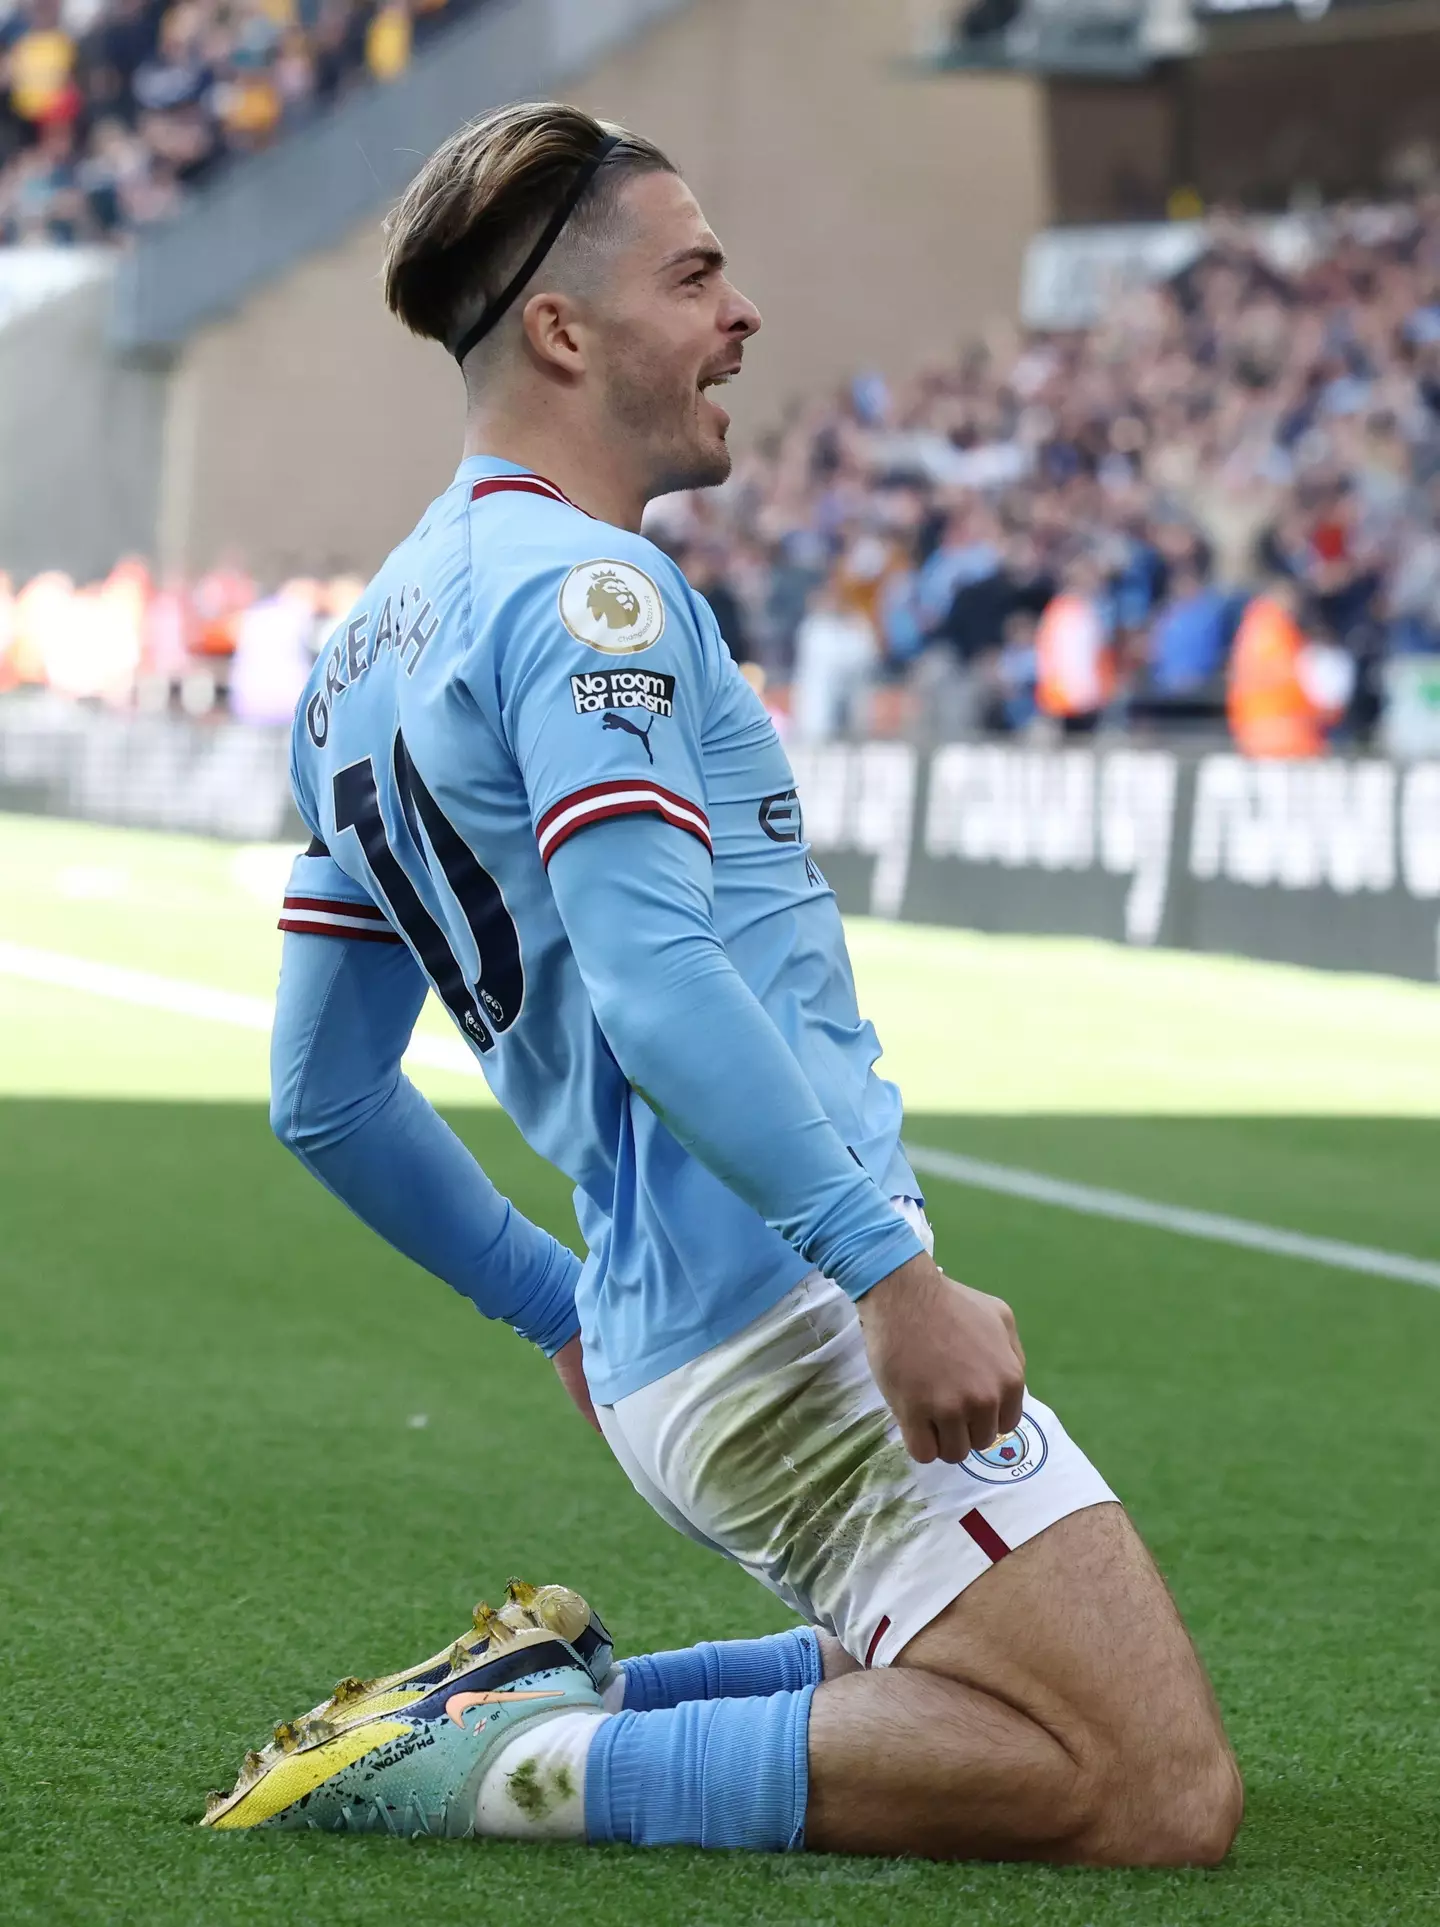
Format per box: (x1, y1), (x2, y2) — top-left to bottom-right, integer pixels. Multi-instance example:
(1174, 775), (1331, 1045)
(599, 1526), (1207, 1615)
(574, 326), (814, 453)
(202, 1579), (609, 1835)
(289, 1579), (611, 1734)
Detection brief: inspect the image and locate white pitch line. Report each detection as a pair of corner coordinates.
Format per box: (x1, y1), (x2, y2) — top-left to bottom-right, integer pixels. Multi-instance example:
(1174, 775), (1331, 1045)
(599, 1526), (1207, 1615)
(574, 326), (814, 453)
(0, 941), (480, 1078)
(3, 941), (1435, 1292)
(905, 1142), (1440, 1294)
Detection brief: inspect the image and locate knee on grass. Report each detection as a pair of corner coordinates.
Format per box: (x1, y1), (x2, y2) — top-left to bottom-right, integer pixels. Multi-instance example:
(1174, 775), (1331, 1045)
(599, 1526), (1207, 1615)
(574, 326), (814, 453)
(1074, 1729), (1244, 1868)
(910, 1697), (1243, 1867)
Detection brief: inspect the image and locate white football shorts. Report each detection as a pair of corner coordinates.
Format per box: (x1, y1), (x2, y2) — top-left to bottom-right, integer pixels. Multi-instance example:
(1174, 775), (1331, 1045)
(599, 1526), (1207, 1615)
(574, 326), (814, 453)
(597, 1200), (1118, 1669)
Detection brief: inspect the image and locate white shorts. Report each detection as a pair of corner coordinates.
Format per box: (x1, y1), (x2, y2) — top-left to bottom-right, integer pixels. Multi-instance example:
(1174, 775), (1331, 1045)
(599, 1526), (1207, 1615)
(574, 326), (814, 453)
(598, 1201), (1117, 1669)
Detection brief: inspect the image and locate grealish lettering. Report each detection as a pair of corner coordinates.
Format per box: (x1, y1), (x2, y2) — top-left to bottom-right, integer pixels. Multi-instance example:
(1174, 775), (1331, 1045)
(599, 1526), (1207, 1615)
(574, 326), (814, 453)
(344, 613), (369, 682)
(372, 595), (394, 656)
(400, 594), (439, 674)
(304, 583), (435, 746)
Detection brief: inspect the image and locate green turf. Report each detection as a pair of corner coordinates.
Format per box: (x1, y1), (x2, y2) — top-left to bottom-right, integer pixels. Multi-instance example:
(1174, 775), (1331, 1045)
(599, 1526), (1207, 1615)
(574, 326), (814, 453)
(3, 1097), (1438, 1925)
(5, 812), (1440, 1114)
(3, 811), (1439, 1920)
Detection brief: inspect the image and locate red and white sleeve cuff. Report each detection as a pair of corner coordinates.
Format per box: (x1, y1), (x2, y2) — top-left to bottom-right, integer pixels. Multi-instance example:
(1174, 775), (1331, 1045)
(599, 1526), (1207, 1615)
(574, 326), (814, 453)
(277, 895), (402, 943)
(536, 780), (712, 867)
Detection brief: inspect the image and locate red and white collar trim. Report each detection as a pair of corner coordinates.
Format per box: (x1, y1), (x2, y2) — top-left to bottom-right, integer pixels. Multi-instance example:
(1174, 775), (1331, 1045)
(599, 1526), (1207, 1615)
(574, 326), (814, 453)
(470, 471), (587, 512)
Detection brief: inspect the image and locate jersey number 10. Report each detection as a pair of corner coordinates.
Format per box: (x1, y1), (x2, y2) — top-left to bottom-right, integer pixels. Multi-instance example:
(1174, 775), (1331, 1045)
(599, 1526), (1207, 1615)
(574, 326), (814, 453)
(332, 732), (524, 1053)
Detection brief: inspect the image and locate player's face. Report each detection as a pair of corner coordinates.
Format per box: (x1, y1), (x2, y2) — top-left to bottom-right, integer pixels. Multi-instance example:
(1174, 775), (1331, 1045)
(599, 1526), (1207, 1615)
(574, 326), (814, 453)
(592, 172), (762, 496)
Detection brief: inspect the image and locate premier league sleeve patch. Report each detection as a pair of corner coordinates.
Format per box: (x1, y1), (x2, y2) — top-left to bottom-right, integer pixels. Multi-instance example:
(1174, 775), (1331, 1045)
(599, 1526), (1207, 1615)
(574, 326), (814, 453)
(558, 559), (666, 655)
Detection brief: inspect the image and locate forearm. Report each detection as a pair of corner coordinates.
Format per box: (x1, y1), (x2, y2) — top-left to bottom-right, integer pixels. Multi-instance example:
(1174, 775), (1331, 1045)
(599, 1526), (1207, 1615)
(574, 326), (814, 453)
(287, 1071), (580, 1354)
(271, 931), (579, 1355)
(546, 821), (922, 1298)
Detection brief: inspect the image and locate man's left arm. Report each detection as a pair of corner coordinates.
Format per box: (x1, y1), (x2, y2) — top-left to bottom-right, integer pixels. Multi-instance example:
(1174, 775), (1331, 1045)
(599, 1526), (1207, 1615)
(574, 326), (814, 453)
(270, 855), (585, 1384)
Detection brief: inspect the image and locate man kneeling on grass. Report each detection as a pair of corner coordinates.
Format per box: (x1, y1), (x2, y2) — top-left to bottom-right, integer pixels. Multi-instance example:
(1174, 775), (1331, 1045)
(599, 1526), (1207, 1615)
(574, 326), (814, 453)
(204, 101), (1242, 1864)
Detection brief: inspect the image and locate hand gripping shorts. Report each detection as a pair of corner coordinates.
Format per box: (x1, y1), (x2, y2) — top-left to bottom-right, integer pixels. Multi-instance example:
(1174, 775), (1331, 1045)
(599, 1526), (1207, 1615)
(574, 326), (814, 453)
(597, 1200), (1118, 1668)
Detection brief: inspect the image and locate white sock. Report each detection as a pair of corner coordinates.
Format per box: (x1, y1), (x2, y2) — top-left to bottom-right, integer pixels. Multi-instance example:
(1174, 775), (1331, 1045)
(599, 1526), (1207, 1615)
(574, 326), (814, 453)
(601, 1666), (627, 1713)
(473, 1709), (608, 1841)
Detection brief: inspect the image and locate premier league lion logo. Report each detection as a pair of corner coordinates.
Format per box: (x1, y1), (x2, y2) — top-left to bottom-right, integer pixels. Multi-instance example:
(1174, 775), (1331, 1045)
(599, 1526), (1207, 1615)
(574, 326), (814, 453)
(587, 571), (642, 630)
(559, 557), (665, 653)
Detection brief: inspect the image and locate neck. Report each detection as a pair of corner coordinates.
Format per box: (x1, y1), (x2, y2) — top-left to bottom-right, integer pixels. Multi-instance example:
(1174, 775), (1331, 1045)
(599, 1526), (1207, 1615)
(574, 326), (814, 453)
(462, 396), (649, 532)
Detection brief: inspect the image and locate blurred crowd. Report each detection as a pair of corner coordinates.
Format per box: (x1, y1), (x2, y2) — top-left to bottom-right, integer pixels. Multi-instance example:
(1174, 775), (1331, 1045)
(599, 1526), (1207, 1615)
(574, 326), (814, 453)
(0, 557), (364, 718)
(648, 198), (1440, 756)
(0, 0), (476, 243)
(5, 201), (1440, 756)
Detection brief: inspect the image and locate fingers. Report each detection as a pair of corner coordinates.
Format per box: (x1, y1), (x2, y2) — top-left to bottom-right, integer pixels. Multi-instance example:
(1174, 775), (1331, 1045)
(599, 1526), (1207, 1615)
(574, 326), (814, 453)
(1006, 1339), (1027, 1396)
(870, 1277), (1031, 1468)
(996, 1300), (1025, 1371)
(992, 1299), (1027, 1434)
(897, 1412), (939, 1465)
(933, 1428), (971, 1466)
(998, 1376), (1026, 1439)
(959, 1393), (999, 1459)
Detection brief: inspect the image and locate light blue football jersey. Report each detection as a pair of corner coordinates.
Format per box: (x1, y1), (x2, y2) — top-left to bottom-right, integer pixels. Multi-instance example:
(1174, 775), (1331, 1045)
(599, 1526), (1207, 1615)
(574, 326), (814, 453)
(282, 455), (918, 1402)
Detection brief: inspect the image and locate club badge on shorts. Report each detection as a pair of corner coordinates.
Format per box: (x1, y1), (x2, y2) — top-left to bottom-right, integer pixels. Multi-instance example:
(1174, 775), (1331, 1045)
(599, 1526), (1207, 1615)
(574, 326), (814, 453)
(962, 1413), (1049, 1484)
(559, 559), (666, 655)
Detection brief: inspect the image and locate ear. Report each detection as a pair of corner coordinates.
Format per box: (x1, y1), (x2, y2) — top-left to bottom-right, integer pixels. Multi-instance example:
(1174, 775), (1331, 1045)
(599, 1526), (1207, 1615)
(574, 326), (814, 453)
(520, 291), (586, 377)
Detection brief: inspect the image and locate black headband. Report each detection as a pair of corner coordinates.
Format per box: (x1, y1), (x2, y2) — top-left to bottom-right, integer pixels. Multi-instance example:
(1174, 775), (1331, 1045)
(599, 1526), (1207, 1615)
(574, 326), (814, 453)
(451, 133), (622, 366)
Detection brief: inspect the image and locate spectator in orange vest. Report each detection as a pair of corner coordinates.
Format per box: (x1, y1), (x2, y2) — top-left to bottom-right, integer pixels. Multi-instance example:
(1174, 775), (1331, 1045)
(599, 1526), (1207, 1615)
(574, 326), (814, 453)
(1035, 556), (1115, 730)
(190, 557), (256, 657)
(1226, 580), (1344, 758)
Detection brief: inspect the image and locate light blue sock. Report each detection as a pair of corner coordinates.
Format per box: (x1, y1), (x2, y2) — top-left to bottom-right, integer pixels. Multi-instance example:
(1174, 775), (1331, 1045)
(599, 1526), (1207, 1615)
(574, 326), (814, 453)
(584, 1685), (814, 1850)
(620, 1627), (821, 1712)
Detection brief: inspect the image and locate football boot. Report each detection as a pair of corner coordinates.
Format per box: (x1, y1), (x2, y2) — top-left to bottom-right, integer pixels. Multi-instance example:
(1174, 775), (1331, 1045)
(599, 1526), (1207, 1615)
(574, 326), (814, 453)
(203, 1633), (601, 1835)
(201, 1578), (611, 1829)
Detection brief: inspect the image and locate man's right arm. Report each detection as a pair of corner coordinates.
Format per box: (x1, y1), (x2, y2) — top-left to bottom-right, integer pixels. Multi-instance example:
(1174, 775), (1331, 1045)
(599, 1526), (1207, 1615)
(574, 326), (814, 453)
(502, 544), (1026, 1460)
(545, 816), (1026, 1464)
(544, 813), (924, 1298)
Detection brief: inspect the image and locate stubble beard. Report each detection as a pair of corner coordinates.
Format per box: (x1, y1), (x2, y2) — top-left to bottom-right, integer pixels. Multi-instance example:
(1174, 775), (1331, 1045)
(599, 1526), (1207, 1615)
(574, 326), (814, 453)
(604, 347), (733, 501)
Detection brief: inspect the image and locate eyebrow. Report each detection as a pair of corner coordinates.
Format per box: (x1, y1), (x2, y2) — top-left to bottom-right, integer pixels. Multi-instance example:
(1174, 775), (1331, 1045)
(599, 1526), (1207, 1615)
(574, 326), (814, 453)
(658, 243), (727, 276)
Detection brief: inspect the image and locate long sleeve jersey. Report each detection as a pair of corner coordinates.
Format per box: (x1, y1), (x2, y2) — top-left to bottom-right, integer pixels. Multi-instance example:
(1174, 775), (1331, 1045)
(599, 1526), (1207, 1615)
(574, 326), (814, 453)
(273, 456), (922, 1404)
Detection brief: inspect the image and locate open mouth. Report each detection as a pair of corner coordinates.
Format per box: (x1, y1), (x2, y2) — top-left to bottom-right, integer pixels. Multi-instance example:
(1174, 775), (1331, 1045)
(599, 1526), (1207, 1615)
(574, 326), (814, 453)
(697, 367), (738, 431)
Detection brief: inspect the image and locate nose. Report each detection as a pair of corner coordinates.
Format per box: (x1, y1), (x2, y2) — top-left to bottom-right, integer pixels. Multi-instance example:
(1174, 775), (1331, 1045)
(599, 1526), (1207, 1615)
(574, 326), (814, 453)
(723, 284), (762, 341)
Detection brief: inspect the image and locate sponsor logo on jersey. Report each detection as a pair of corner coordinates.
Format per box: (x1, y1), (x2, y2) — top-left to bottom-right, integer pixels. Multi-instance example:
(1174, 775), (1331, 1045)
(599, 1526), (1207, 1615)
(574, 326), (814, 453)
(758, 786), (823, 884)
(602, 711), (656, 763)
(960, 1414), (1049, 1485)
(559, 560), (666, 654)
(570, 669), (675, 717)
(758, 788), (803, 843)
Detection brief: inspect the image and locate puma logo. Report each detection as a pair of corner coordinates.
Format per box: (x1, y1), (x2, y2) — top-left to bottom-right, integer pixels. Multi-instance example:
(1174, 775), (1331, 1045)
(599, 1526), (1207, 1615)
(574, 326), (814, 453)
(445, 1689), (565, 1730)
(602, 709), (655, 763)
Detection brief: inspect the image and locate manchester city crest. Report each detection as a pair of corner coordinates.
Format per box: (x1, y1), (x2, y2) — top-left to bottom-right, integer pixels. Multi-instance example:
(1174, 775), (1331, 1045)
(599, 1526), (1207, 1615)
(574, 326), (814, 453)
(961, 1413), (1048, 1485)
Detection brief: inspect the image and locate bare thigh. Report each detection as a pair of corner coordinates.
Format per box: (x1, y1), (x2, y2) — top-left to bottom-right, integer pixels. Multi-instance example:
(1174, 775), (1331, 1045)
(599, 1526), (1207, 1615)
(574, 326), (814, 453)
(806, 1503), (1241, 1863)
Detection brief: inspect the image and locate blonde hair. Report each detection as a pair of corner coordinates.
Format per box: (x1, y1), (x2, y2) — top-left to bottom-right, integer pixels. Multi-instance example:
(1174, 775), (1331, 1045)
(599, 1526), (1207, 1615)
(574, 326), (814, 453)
(382, 101), (675, 356)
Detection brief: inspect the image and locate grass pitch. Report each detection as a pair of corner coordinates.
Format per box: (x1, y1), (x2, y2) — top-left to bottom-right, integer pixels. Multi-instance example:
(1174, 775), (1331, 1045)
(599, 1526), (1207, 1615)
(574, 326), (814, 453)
(1, 815), (1437, 1925)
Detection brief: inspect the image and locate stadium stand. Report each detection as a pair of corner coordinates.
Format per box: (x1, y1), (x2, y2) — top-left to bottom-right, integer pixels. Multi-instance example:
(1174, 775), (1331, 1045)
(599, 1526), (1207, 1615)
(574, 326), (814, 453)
(647, 198), (1440, 749)
(6, 196), (1437, 756)
(0, 0), (487, 244)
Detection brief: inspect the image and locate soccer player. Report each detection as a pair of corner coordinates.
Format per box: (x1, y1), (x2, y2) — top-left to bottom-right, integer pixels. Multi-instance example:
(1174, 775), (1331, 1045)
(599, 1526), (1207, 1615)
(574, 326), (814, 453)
(209, 103), (1241, 1863)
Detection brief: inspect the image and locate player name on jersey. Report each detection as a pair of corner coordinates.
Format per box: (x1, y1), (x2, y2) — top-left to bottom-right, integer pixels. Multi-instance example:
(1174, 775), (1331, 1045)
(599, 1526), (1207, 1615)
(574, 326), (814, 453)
(570, 670), (676, 717)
